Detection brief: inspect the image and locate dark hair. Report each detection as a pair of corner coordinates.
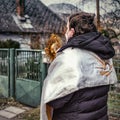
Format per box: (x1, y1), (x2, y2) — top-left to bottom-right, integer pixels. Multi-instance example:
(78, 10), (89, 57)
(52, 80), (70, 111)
(69, 12), (97, 36)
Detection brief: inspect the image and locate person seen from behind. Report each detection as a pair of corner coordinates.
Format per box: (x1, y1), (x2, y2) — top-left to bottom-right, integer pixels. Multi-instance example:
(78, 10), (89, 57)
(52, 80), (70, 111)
(40, 11), (117, 120)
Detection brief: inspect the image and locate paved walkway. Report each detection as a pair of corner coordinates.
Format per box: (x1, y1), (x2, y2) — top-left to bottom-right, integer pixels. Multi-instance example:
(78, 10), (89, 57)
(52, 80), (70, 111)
(0, 106), (31, 119)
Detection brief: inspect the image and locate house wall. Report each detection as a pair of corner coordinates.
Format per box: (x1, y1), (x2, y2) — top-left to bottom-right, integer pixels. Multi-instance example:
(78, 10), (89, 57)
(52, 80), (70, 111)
(0, 33), (31, 49)
(0, 33), (65, 49)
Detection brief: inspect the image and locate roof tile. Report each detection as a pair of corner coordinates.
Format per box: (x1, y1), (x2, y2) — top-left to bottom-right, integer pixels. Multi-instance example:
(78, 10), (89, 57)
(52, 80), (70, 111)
(0, 0), (66, 34)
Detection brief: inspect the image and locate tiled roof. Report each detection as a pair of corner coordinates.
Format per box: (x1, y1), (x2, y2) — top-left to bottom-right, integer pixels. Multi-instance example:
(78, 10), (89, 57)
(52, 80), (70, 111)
(0, 14), (20, 32)
(0, 0), (66, 34)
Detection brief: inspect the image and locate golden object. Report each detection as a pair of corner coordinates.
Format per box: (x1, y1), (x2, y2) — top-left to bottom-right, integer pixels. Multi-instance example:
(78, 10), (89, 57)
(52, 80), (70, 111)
(45, 34), (62, 62)
(93, 54), (113, 77)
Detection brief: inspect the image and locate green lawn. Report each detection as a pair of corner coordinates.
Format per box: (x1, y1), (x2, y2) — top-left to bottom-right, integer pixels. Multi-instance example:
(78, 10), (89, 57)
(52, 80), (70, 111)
(108, 90), (120, 119)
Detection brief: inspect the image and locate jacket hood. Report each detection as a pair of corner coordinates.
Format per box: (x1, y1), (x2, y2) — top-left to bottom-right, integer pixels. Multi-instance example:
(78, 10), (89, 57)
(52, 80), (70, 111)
(58, 32), (115, 59)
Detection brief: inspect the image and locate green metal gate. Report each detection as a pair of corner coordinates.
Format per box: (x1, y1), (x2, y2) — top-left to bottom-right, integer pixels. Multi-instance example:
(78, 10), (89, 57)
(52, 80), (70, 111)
(14, 49), (46, 107)
(0, 49), (47, 107)
(0, 49), (10, 98)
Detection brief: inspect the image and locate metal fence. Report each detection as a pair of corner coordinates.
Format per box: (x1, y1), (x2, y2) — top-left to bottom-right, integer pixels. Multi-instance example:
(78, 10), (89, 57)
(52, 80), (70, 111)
(0, 49), (9, 76)
(0, 49), (46, 106)
(108, 54), (120, 119)
(0, 49), (45, 81)
(15, 49), (42, 81)
(0, 49), (9, 97)
(14, 49), (46, 107)
(113, 55), (120, 83)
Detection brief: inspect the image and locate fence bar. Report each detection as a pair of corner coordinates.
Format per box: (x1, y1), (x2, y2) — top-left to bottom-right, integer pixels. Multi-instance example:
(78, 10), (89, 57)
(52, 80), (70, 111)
(9, 48), (15, 98)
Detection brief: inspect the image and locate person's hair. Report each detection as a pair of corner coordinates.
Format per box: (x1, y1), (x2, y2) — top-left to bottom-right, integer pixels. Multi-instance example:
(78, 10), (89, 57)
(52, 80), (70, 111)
(69, 12), (97, 36)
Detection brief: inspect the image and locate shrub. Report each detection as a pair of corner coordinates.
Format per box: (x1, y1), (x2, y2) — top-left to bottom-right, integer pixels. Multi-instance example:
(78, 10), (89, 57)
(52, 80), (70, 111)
(0, 39), (20, 49)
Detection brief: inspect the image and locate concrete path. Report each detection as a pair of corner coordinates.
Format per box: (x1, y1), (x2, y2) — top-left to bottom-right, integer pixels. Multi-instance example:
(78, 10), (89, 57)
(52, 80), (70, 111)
(0, 106), (31, 119)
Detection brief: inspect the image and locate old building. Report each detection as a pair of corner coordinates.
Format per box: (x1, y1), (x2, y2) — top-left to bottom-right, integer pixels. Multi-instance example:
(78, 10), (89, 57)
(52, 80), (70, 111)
(0, 0), (66, 49)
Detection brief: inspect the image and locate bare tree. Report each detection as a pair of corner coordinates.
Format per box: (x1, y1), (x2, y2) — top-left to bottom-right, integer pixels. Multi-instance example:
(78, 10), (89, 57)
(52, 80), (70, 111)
(100, 0), (120, 37)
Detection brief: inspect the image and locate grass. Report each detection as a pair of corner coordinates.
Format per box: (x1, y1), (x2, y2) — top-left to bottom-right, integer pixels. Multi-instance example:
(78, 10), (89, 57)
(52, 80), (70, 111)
(108, 89), (120, 119)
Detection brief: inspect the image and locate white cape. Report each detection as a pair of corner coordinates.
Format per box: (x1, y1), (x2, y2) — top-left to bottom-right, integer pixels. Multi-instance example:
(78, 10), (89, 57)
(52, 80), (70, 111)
(40, 48), (117, 120)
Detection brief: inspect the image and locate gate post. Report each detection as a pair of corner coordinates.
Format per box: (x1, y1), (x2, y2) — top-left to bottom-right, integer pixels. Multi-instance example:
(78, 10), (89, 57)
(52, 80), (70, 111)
(9, 48), (15, 98)
(39, 51), (48, 101)
(41, 51), (48, 82)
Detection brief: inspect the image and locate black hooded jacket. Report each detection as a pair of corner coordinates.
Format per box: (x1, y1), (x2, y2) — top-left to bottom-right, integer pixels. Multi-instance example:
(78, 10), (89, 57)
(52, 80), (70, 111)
(58, 32), (115, 60)
(48, 32), (114, 120)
